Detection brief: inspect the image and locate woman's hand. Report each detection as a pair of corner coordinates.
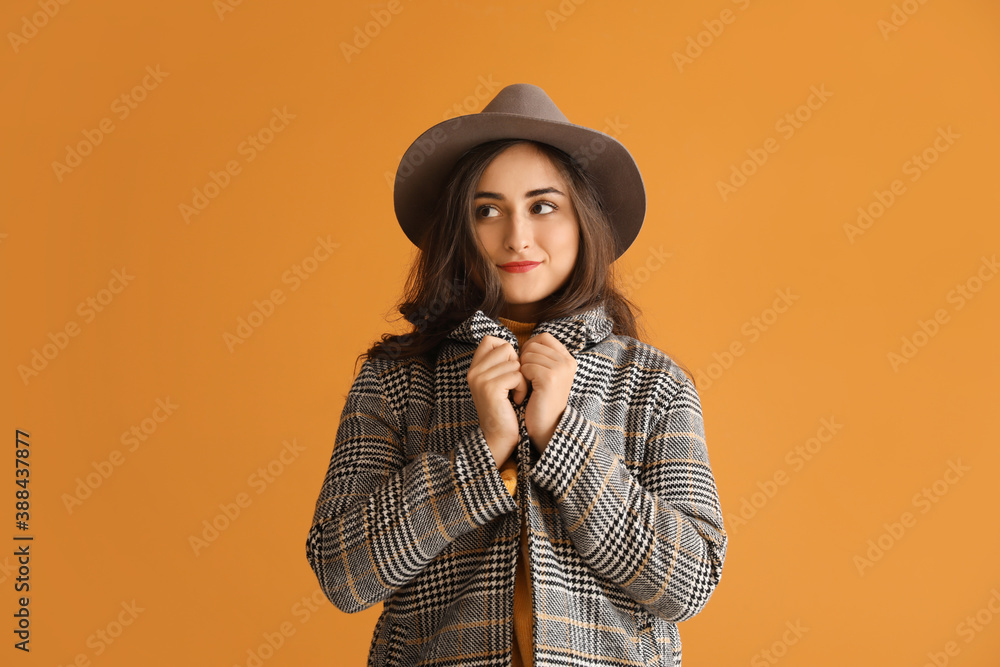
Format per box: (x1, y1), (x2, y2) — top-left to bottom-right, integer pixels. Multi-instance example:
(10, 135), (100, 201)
(518, 333), (577, 455)
(468, 335), (528, 467)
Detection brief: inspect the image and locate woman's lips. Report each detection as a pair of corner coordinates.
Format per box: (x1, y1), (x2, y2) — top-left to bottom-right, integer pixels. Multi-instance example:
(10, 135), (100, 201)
(499, 262), (540, 273)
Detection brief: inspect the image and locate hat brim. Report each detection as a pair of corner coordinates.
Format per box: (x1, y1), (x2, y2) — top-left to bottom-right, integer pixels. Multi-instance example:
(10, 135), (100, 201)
(392, 112), (645, 261)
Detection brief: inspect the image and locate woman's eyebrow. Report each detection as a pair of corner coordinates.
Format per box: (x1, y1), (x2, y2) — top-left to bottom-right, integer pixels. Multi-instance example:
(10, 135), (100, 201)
(474, 187), (565, 200)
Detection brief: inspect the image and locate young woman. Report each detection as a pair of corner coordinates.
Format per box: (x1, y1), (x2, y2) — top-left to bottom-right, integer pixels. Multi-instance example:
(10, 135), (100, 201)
(305, 83), (728, 667)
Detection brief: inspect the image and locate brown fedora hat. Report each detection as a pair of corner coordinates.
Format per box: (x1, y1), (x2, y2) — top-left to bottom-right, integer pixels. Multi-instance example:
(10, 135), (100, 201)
(392, 83), (645, 261)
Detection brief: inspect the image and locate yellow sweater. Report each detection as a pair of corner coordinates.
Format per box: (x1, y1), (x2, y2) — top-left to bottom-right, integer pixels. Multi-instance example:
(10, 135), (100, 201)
(496, 316), (535, 667)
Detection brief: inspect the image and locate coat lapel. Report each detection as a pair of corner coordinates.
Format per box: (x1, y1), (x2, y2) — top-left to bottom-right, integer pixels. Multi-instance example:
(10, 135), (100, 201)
(446, 302), (614, 356)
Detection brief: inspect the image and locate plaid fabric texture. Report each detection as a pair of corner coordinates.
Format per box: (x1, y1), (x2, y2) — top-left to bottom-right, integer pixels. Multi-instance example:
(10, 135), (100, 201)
(305, 303), (727, 666)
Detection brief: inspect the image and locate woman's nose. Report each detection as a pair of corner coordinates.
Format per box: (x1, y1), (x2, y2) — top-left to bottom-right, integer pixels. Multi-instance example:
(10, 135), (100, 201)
(504, 212), (531, 250)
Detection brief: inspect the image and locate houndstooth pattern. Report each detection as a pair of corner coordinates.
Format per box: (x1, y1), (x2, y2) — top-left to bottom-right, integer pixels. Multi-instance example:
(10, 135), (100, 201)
(305, 303), (727, 666)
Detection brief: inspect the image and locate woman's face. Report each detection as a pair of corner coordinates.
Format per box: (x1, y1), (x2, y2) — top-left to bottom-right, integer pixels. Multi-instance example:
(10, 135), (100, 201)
(472, 143), (580, 322)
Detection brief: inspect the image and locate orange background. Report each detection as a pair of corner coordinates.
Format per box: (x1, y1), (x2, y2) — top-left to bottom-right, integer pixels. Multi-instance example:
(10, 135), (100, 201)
(3, 0), (999, 665)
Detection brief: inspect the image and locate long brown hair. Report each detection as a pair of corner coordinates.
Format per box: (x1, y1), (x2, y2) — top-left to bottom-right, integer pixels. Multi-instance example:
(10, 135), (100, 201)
(357, 138), (694, 384)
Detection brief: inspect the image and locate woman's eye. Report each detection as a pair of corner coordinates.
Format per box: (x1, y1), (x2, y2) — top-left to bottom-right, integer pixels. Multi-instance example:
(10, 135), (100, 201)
(477, 205), (499, 218)
(532, 201), (556, 214)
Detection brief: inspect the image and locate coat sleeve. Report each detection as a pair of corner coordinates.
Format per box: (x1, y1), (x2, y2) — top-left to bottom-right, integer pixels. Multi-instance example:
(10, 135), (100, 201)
(305, 357), (519, 613)
(529, 372), (727, 622)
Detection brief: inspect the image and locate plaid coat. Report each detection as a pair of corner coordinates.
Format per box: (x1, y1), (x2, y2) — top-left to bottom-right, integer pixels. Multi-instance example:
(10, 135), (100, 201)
(305, 303), (727, 666)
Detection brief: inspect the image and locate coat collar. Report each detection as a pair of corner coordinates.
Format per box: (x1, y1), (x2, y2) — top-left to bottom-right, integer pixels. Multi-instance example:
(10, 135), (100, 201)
(446, 302), (614, 356)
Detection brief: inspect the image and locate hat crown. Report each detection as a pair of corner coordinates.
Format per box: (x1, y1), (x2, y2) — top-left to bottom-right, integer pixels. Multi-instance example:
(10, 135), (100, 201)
(480, 83), (569, 124)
